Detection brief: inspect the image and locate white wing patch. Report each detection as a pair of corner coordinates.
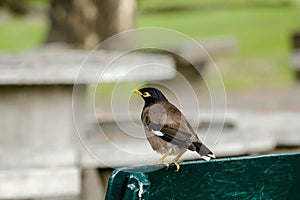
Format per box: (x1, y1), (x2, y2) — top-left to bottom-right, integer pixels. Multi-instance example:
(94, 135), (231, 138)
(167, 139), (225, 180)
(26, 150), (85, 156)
(201, 155), (211, 161)
(202, 153), (216, 161)
(151, 130), (164, 136)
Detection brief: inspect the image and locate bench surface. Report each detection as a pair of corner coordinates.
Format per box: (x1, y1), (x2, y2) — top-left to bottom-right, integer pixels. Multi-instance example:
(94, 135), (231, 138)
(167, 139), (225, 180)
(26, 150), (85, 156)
(0, 50), (175, 84)
(106, 152), (300, 200)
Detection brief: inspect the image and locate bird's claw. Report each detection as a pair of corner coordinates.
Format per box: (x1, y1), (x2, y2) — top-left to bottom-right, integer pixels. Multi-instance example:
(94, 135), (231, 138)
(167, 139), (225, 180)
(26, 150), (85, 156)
(158, 161), (180, 171)
(172, 161), (180, 172)
(158, 161), (170, 170)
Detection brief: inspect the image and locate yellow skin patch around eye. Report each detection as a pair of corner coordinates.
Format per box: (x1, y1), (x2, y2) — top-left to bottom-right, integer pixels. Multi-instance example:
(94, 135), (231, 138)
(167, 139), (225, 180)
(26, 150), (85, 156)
(143, 92), (151, 97)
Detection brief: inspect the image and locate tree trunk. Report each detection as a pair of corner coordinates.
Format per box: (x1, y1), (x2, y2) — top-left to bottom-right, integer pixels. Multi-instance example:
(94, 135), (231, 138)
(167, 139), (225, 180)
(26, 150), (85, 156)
(46, 0), (136, 49)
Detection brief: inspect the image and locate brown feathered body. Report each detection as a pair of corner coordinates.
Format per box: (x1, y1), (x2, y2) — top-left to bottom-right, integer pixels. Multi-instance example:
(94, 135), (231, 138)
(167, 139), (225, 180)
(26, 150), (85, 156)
(142, 101), (214, 159)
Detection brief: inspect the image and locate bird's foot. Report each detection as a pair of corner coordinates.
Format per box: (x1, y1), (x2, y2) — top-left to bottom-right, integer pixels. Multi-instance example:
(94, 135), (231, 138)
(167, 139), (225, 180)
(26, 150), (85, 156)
(172, 161), (180, 172)
(157, 148), (172, 170)
(158, 161), (170, 170)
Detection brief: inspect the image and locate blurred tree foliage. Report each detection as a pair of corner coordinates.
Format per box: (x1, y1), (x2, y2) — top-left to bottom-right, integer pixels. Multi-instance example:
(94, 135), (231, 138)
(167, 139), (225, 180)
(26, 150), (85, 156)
(0, 0), (28, 15)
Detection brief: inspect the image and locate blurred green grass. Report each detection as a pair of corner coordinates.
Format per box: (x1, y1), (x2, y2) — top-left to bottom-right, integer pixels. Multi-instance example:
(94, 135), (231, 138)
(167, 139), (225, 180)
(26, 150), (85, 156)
(138, 1), (299, 56)
(0, 0), (299, 89)
(0, 17), (47, 51)
(137, 1), (300, 89)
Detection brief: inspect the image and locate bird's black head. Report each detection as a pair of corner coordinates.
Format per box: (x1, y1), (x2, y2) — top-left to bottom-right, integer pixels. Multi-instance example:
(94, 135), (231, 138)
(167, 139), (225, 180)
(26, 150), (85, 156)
(133, 87), (168, 106)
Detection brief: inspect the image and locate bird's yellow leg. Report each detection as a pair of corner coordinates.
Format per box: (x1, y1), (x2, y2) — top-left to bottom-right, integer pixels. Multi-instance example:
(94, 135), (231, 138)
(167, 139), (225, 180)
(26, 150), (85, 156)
(158, 148), (172, 170)
(171, 149), (187, 172)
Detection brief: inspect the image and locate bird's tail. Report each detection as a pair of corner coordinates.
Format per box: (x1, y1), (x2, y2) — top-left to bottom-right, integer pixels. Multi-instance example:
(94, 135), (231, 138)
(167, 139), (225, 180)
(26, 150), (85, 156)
(193, 142), (215, 161)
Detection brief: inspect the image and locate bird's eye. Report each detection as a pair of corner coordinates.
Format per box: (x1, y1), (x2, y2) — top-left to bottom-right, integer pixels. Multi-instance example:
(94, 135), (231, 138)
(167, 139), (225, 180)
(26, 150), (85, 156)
(143, 92), (151, 97)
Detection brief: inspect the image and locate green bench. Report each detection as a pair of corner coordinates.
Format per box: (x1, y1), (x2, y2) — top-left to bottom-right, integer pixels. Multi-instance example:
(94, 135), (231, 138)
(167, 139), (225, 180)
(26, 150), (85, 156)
(106, 152), (300, 199)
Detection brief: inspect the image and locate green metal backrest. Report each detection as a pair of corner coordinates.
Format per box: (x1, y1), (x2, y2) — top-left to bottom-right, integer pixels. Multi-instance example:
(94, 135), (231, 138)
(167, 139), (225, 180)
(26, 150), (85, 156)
(106, 152), (300, 200)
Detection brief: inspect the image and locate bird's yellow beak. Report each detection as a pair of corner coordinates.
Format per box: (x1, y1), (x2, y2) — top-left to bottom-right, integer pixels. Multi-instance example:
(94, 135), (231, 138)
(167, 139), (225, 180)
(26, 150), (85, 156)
(132, 89), (143, 96)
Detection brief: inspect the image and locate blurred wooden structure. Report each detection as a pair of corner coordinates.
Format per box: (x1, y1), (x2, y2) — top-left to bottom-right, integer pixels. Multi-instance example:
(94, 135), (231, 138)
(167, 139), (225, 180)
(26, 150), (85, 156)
(168, 36), (237, 79)
(0, 49), (175, 199)
(148, 36), (237, 80)
(106, 152), (300, 199)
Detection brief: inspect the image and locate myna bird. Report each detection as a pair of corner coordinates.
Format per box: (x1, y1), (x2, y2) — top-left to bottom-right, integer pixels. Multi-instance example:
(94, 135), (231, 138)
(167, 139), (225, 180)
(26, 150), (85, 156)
(133, 87), (215, 171)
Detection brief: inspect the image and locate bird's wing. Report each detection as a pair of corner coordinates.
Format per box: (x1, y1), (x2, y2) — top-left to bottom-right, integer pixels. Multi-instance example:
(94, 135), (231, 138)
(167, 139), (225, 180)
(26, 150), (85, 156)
(142, 101), (198, 150)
